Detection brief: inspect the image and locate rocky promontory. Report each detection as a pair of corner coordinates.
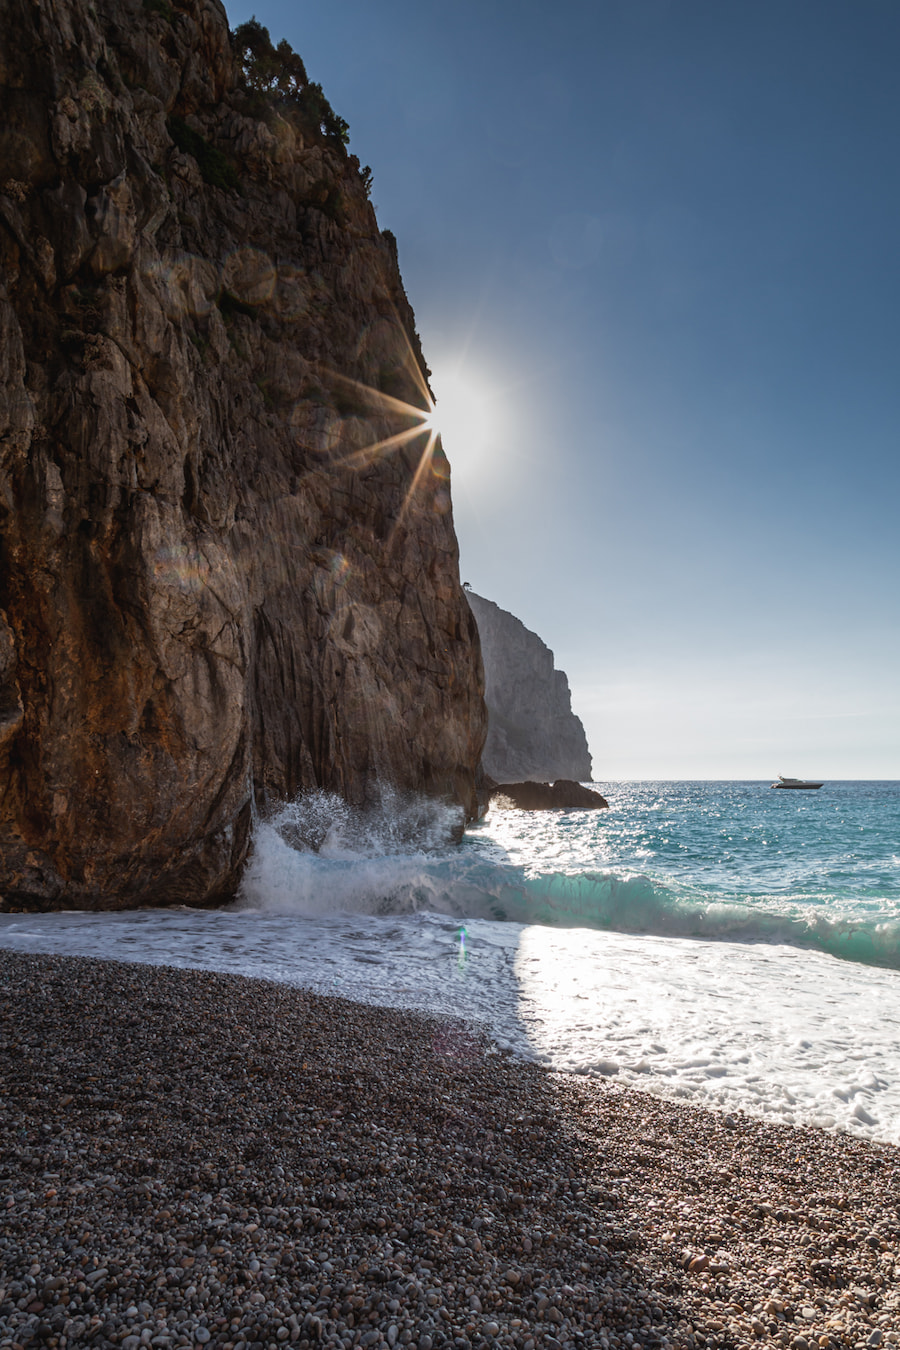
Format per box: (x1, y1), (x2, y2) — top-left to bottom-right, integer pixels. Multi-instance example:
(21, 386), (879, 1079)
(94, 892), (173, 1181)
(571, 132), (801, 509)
(466, 591), (592, 784)
(0, 0), (486, 910)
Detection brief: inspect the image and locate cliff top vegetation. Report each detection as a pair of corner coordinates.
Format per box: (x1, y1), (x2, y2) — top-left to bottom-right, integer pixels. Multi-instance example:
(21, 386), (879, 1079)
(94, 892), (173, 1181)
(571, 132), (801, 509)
(232, 17), (350, 149)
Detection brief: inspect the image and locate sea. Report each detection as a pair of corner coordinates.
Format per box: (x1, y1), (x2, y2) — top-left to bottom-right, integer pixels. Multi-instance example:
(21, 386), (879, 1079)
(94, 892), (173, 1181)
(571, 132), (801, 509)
(2, 780), (899, 1147)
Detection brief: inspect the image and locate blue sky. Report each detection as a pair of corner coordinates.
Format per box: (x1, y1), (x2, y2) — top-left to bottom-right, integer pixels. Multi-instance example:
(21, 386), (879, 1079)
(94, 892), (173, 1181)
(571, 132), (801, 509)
(229, 0), (900, 778)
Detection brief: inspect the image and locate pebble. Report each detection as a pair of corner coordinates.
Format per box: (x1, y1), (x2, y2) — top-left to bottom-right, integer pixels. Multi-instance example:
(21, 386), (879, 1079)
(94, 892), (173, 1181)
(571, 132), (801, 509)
(1, 950), (899, 1350)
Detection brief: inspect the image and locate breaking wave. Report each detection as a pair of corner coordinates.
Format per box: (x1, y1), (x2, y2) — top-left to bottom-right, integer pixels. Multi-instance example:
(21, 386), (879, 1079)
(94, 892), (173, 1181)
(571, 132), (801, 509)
(238, 791), (900, 971)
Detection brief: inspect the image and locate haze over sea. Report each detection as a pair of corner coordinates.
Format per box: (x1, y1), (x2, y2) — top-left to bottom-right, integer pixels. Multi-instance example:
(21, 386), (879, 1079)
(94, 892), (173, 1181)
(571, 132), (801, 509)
(3, 781), (899, 1145)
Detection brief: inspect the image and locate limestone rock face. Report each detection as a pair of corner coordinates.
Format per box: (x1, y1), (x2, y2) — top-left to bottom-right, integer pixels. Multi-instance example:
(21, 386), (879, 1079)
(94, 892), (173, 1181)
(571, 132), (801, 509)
(0, 0), (486, 910)
(466, 591), (592, 784)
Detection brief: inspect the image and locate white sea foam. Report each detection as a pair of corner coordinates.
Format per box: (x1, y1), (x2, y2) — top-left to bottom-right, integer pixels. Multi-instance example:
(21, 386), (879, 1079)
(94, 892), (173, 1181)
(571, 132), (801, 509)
(2, 782), (899, 1145)
(1, 897), (898, 1145)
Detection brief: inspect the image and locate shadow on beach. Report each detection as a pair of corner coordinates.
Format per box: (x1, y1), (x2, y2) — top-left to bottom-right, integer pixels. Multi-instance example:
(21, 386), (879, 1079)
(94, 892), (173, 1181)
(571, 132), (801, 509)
(0, 951), (897, 1350)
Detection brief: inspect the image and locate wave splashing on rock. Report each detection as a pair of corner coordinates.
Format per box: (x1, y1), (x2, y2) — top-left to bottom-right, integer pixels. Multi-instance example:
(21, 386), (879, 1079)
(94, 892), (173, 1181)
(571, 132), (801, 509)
(272, 786), (464, 857)
(238, 788), (466, 916)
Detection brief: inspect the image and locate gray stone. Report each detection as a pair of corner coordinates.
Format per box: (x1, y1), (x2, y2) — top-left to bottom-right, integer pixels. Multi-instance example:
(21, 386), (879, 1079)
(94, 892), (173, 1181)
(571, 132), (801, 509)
(466, 591), (591, 784)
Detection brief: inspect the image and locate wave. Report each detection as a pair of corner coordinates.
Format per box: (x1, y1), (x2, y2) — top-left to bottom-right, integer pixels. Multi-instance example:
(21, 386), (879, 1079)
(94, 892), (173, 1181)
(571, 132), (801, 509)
(511, 870), (900, 969)
(238, 793), (900, 971)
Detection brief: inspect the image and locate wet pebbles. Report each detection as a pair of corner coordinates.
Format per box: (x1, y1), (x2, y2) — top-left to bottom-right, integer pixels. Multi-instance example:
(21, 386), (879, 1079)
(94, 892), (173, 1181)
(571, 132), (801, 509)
(1, 951), (898, 1350)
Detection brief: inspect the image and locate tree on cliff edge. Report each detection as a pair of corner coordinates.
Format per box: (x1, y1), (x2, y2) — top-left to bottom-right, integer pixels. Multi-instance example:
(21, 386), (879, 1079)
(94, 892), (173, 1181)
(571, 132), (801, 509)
(232, 18), (350, 147)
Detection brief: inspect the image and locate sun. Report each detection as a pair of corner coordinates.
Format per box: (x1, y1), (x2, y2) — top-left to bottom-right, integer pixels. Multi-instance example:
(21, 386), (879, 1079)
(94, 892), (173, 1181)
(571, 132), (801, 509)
(308, 327), (512, 526)
(425, 370), (496, 462)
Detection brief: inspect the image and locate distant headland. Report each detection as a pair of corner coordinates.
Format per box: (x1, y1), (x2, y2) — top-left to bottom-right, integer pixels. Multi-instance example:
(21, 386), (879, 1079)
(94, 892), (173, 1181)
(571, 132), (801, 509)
(465, 591), (593, 785)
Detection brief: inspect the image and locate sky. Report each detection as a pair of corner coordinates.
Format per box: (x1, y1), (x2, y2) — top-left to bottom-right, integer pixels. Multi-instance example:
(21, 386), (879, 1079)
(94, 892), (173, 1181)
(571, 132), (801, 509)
(229, 0), (900, 779)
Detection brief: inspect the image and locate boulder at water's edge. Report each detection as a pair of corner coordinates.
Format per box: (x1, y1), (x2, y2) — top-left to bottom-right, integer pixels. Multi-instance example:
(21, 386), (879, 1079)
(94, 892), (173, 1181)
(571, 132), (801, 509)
(491, 780), (608, 811)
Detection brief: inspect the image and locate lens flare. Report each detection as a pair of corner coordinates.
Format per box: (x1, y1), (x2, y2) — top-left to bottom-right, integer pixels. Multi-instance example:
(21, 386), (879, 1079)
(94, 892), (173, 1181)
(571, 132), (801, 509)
(143, 254), (217, 320)
(329, 552), (350, 583)
(221, 247), (276, 307)
(457, 923), (468, 972)
(152, 543), (211, 592)
(301, 309), (450, 548)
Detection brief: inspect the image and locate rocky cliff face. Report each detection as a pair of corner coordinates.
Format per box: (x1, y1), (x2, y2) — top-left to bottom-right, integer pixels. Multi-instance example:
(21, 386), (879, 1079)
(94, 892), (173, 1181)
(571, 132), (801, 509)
(0, 0), (486, 910)
(466, 592), (592, 784)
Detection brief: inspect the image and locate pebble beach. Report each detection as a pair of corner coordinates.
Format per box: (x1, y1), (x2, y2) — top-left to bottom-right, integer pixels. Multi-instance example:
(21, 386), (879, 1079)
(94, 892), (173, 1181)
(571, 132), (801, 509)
(1, 951), (898, 1350)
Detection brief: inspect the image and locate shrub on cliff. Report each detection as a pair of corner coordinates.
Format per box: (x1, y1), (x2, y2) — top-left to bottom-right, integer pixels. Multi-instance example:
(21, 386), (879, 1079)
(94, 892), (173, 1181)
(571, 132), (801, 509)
(232, 18), (350, 148)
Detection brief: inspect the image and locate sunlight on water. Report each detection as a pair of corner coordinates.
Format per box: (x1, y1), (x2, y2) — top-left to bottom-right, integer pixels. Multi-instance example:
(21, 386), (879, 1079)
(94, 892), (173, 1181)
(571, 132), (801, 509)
(512, 925), (900, 1142)
(475, 780), (900, 965)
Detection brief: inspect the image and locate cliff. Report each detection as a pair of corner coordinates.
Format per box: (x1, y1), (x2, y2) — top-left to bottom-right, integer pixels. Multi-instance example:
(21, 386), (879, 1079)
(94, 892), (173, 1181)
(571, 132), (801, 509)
(466, 591), (592, 784)
(0, 0), (486, 910)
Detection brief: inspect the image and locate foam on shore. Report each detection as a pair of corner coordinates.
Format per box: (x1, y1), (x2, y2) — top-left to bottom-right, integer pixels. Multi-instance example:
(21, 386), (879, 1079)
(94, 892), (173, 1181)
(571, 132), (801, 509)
(3, 901), (900, 1146)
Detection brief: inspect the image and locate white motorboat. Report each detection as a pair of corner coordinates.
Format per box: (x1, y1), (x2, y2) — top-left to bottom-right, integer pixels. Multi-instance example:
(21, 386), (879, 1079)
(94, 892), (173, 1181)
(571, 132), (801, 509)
(770, 775), (824, 790)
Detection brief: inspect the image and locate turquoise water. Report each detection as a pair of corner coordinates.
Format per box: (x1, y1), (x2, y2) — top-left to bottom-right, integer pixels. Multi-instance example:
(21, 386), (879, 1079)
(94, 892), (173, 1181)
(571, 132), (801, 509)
(468, 780), (900, 968)
(592, 780), (899, 899)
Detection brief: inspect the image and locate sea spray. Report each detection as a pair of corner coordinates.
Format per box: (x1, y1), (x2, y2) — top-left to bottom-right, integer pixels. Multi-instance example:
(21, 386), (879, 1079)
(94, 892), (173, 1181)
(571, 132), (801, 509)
(268, 786), (464, 859)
